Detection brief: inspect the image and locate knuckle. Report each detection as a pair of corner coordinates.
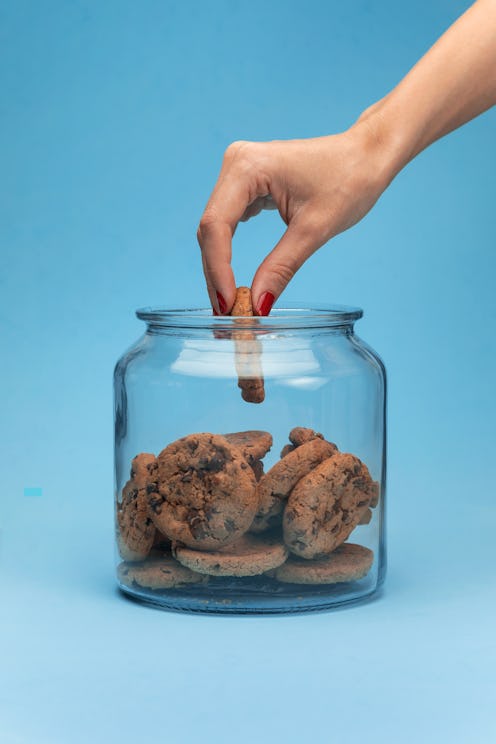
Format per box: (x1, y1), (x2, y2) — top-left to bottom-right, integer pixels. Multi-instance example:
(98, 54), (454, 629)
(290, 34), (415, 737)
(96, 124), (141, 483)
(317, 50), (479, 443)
(198, 209), (219, 240)
(298, 208), (331, 244)
(224, 140), (250, 161)
(224, 141), (273, 183)
(267, 260), (296, 286)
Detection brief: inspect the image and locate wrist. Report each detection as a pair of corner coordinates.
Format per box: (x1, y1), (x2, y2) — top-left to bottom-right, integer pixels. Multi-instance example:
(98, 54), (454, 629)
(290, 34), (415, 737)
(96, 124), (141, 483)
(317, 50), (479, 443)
(351, 97), (417, 186)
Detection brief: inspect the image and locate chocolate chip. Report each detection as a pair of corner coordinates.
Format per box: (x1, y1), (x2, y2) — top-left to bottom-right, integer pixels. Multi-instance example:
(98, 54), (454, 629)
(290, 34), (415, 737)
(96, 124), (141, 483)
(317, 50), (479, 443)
(197, 454), (225, 472)
(188, 513), (209, 539)
(148, 493), (163, 514)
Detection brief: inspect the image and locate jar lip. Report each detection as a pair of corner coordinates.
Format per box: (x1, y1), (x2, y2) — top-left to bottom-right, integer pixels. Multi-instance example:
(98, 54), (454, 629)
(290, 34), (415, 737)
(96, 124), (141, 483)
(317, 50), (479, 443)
(136, 304), (363, 329)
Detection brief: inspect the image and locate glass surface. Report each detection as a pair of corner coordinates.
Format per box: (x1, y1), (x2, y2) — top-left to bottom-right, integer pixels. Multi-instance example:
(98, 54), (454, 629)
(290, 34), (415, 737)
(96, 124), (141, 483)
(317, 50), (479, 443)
(114, 306), (386, 614)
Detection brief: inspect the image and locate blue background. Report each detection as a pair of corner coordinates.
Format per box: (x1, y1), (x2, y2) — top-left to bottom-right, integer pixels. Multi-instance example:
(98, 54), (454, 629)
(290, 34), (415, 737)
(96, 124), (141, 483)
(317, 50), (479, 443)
(1, 1), (495, 742)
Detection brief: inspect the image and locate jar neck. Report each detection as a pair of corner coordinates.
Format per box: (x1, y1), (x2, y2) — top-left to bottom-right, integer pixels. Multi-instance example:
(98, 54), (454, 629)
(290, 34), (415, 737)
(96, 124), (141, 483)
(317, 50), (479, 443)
(144, 322), (356, 338)
(136, 305), (363, 336)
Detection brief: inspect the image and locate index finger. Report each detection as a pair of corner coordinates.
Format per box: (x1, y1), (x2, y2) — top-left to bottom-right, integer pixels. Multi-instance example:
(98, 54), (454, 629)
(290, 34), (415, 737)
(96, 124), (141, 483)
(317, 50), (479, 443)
(197, 142), (267, 314)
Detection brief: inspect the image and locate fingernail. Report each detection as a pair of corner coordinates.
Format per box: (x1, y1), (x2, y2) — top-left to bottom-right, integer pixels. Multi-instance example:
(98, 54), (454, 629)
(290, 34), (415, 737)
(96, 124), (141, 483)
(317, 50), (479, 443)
(257, 291), (275, 317)
(212, 306), (219, 316)
(216, 291), (228, 315)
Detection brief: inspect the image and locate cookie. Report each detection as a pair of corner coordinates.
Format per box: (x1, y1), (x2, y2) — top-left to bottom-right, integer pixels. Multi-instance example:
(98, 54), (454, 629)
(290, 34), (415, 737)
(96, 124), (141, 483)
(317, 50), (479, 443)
(272, 543), (373, 584)
(117, 556), (205, 590)
(230, 286), (265, 404)
(369, 483), (380, 508)
(152, 528), (172, 550)
(147, 433), (258, 550)
(289, 427), (324, 447)
(251, 459), (264, 482)
(224, 430), (273, 464)
(231, 286), (253, 316)
(251, 438), (337, 532)
(129, 452), (156, 488)
(117, 453), (156, 562)
(280, 427), (324, 458)
(173, 533), (288, 577)
(358, 508), (373, 525)
(283, 452), (378, 559)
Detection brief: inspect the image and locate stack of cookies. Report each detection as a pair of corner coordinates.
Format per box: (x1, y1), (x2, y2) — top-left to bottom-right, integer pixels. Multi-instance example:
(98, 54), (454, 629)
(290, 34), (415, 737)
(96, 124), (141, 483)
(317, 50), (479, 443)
(116, 428), (379, 592)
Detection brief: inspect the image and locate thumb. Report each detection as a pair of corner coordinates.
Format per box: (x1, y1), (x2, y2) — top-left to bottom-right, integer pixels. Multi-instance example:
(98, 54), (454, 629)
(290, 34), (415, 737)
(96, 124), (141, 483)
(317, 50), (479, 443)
(251, 218), (324, 316)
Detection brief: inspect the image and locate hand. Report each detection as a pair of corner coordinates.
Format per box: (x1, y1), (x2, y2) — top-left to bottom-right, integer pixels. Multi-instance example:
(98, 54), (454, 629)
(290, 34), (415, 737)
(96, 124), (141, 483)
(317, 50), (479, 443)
(197, 121), (395, 315)
(197, 0), (496, 316)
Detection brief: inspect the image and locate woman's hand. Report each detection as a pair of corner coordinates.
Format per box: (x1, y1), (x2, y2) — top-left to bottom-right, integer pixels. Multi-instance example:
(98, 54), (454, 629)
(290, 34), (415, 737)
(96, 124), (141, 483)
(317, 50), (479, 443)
(197, 0), (496, 316)
(197, 120), (395, 315)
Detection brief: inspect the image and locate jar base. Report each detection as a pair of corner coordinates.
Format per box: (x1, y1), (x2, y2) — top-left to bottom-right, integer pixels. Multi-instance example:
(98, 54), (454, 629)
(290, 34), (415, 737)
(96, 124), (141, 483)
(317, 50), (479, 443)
(117, 575), (384, 615)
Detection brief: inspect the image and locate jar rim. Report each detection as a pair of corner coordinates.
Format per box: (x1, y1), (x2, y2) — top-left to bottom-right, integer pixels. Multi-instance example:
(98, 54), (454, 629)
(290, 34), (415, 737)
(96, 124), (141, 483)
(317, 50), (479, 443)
(136, 304), (363, 329)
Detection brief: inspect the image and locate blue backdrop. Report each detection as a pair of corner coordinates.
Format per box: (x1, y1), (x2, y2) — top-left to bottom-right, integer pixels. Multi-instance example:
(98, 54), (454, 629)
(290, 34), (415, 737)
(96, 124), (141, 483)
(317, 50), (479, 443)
(1, 1), (495, 742)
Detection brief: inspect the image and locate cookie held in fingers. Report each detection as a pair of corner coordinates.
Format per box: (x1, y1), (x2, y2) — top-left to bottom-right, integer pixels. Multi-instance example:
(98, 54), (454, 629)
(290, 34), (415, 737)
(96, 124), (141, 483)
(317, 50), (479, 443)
(117, 453), (157, 562)
(173, 533), (288, 577)
(251, 438), (337, 533)
(231, 286), (253, 316)
(230, 286), (265, 404)
(273, 543), (373, 585)
(147, 433), (258, 550)
(118, 557), (206, 590)
(283, 452), (378, 559)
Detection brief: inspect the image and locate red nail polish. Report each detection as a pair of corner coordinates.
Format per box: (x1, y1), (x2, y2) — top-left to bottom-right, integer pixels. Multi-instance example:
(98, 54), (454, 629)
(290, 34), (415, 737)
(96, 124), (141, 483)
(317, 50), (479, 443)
(212, 306), (219, 316)
(216, 291), (228, 315)
(257, 292), (275, 317)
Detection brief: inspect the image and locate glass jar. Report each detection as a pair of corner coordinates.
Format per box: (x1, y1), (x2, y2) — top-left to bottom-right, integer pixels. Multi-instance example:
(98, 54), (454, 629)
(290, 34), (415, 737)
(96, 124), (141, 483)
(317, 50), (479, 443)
(114, 305), (386, 614)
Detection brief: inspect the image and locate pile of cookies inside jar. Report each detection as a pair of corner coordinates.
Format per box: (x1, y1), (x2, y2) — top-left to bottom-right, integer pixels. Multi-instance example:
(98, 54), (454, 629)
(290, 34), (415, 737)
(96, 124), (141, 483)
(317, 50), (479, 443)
(116, 425), (379, 593)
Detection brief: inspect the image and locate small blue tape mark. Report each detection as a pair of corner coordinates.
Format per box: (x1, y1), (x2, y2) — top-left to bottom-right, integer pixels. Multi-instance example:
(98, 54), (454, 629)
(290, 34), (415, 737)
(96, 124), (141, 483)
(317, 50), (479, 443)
(24, 487), (42, 497)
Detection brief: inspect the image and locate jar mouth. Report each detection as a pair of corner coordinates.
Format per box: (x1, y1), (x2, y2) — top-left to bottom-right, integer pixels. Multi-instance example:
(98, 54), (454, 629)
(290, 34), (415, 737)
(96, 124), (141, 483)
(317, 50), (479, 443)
(136, 304), (363, 330)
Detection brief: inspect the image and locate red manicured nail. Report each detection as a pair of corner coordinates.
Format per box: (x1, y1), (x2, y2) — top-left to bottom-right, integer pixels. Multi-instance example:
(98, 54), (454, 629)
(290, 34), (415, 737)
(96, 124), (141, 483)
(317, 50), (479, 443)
(257, 291), (275, 317)
(216, 291), (228, 315)
(212, 306), (219, 316)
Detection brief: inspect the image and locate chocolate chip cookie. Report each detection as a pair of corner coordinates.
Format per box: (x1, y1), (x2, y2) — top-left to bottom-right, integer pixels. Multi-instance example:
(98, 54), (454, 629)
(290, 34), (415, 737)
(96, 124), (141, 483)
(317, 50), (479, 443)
(231, 286), (253, 316)
(280, 444), (295, 458)
(129, 452), (156, 488)
(283, 452), (379, 559)
(230, 286), (265, 404)
(224, 429), (273, 463)
(280, 427), (324, 457)
(118, 556), (206, 590)
(251, 438), (337, 532)
(251, 459), (265, 482)
(224, 430), (271, 481)
(173, 533), (288, 577)
(147, 433), (258, 550)
(289, 427), (324, 446)
(358, 508), (373, 525)
(272, 543), (373, 584)
(117, 452), (156, 562)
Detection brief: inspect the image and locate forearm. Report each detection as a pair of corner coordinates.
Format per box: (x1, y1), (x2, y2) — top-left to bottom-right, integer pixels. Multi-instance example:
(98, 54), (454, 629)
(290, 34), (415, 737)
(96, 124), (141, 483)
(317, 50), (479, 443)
(360, 0), (496, 178)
